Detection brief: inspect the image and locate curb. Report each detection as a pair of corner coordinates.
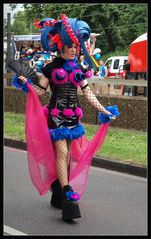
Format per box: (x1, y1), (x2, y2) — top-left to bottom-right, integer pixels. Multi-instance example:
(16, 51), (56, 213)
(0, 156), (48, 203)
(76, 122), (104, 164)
(92, 157), (147, 178)
(4, 138), (147, 178)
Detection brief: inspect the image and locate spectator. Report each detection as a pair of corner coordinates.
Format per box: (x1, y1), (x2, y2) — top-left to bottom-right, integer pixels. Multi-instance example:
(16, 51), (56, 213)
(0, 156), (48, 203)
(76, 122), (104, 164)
(20, 46), (27, 58)
(79, 55), (89, 69)
(27, 44), (34, 53)
(99, 60), (108, 78)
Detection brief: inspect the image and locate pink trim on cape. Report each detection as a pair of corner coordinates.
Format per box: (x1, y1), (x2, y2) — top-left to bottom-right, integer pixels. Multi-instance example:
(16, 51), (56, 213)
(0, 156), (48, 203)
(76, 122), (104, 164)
(25, 83), (109, 196)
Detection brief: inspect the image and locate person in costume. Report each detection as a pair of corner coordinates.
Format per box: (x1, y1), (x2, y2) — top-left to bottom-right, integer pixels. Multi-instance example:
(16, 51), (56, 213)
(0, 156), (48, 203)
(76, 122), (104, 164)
(8, 14), (119, 221)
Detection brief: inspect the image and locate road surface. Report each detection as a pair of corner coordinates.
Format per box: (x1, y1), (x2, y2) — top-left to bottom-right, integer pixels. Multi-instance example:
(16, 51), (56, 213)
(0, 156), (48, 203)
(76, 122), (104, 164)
(4, 147), (147, 236)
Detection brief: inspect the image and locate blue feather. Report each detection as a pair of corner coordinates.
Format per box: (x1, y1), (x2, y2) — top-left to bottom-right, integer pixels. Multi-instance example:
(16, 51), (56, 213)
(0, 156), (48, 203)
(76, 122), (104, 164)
(98, 105), (120, 124)
(49, 123), (85, 141)
(11, 75), (32, 93)
(63, 59), (79, 72)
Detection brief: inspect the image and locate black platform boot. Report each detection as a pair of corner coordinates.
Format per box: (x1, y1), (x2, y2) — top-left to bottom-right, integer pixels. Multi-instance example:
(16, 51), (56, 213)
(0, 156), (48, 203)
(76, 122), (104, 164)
(50, 179), (63, 209)
(62, 185), (81, 221)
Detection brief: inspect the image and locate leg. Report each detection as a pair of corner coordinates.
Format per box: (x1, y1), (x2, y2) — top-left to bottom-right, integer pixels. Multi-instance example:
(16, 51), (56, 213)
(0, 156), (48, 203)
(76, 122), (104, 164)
(66, 139), (72, 165)
(50, 139), (69, 209)
(66, 140), (72, 180)
(54, 139), (81, 220)
(54, 139), (69, 188)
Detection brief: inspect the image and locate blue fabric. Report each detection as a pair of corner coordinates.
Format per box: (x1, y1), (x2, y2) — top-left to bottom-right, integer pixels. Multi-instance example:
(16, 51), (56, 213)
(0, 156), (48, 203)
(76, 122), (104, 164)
(39, 18), (55, 28)
(63, 58), (87, 83)
(62, 58), (79, 72)
(48, 123), (85, 141)
(11, 75), (32, 93)
(83, 60), (88, 66)
(98, 105), (120, 124)
(40, 16), (90, 50)
(39, 15), (93, 71)
(41, 26), (58, 52)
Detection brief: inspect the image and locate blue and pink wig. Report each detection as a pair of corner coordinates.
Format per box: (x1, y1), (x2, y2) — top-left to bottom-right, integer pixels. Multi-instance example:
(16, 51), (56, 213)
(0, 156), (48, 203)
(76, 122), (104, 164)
(34, 14), (98, 70)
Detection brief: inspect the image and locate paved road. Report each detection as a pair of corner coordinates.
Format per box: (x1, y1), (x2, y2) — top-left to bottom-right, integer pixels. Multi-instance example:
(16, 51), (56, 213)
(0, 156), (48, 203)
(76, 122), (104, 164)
(4, 147), (147, 236)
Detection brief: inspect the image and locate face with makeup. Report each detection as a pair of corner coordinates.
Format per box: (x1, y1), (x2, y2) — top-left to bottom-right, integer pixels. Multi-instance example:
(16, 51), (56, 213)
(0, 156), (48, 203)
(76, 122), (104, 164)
(61, 43), (78, 60)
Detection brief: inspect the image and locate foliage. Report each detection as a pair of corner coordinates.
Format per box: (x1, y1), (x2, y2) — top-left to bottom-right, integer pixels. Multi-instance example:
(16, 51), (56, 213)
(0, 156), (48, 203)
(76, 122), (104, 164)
(83, 3), (147, 54)
(9, 3), (147, 55)
(11, 11), (29, 35)
(101, 49), (129, 63)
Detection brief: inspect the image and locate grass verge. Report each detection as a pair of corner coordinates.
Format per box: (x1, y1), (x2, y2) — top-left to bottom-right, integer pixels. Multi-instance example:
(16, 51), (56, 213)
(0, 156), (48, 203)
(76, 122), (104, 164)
(4, 112), (147, 167)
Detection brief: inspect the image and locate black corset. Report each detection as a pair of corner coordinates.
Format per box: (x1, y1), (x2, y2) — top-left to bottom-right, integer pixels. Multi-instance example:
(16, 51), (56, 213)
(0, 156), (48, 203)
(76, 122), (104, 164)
(48, 81), (78, 110)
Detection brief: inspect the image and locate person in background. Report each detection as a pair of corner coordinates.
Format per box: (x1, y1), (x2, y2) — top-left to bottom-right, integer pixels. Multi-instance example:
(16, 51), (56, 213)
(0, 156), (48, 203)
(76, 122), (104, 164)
(79, 55), (89, 69)
(20, 46), (27, 58)
(98, 60), (108, 78)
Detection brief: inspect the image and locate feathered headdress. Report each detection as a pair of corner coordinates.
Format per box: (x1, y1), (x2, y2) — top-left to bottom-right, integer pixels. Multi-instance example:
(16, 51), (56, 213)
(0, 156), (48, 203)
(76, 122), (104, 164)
(34, 14), (98, 70)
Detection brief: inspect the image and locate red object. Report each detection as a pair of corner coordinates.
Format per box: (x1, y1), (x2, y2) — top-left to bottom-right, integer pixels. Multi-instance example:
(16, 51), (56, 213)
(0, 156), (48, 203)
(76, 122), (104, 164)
(128, 33), (147, 72)
(107, 72), (125, 78)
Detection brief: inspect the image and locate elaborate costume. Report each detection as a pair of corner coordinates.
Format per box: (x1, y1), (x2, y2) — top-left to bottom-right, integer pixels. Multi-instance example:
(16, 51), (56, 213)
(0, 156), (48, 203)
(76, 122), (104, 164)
(42, 57), (90, 140)
(8, 14), (120, 221)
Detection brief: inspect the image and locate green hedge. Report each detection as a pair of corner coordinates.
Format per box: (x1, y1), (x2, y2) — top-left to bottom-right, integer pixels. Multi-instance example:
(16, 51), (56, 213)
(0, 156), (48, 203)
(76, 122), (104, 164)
(4, 87), (147, 131)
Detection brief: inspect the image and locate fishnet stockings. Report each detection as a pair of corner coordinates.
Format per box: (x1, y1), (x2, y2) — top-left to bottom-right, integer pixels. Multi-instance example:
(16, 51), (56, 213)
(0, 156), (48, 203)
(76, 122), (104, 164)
(51, 85), (112, 189)
(53, 139), (72, 188)
(82, 85), (108, 114)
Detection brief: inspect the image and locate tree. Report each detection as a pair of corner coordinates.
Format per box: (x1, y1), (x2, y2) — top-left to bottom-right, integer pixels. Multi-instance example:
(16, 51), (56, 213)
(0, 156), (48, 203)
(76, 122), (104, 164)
(11, 20), (29, 35)
(9, 3), (147, 55)
(11, 11), (29, 34)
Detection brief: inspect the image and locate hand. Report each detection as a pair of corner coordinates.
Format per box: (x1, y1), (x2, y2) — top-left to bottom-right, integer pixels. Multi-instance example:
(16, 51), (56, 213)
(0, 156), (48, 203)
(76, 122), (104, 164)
(18, 76), (27, 84)
(102, 109), (116, 120)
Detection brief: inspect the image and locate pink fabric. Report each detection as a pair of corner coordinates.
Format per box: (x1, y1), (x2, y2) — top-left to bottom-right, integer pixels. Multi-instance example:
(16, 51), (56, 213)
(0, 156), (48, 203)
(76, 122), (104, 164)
(25, 83), (57, 195)
(43, 105), (49, 116)
(25, 83), (109, 196)
(69, 69), (83, 87)
(85, 71), (93, 79)
(63, 109), (75, 117)
(69, 123), (109, 196)
(51, 68), (68, 84)
(75, 106), (83, 119)
(51, 108), (60, 117)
